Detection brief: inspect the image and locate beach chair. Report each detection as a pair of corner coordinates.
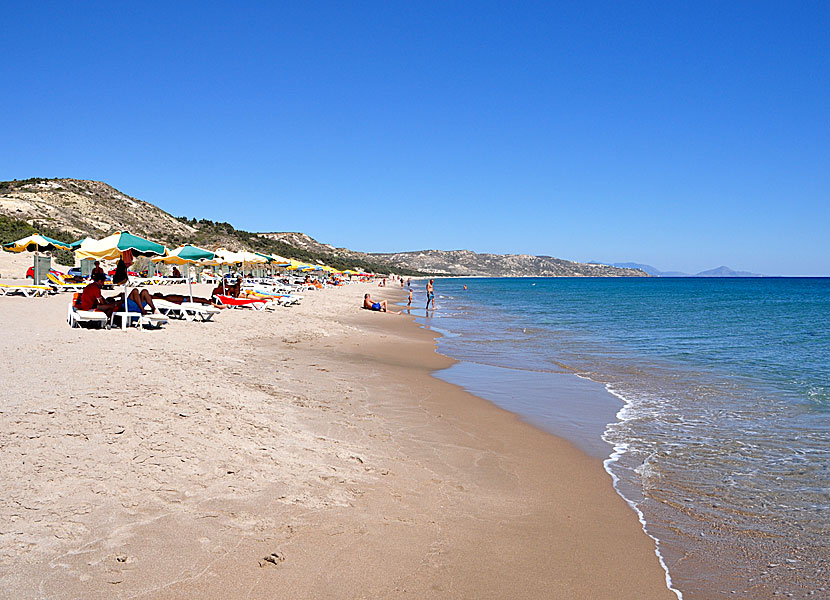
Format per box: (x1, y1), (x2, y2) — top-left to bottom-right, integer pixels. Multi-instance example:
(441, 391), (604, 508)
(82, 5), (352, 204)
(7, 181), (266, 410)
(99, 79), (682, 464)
(153, 299), (187, 319)
(47, 272), (86, 292)
(110, 309), (169, 331)
(180, 302), (220, 321)
(0, 283), (52, 297)
(67, 294), (109, 329)
(214, 294), (269, 310)
(154, 299), (220, 322)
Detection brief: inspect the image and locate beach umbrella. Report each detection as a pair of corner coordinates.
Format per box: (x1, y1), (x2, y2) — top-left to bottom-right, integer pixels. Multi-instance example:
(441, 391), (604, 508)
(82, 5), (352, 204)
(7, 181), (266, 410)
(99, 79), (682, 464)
(151, 244), (215, 304)
(75, 232), (166, 261)
(68, 237), (93, 249)
(3, 234), (72, 283)
(76, 232), (166, 315)
(3, 234), (72, 253)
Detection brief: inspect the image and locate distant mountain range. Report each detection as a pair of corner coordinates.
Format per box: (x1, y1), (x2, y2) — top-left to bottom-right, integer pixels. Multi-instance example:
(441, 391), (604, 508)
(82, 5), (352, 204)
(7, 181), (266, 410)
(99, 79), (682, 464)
(601, 262), (766, 277)
(260, 233), (649, 277)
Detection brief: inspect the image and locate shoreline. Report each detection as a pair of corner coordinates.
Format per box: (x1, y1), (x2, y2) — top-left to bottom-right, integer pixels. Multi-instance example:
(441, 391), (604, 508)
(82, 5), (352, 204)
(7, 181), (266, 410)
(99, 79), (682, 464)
(0, 281), (675, 598)
(415, 302), (682, 598)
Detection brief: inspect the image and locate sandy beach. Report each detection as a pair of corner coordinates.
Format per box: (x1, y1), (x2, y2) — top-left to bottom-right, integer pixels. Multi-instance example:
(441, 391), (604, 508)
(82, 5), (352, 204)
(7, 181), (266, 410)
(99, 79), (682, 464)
(0, 274), (675, 599)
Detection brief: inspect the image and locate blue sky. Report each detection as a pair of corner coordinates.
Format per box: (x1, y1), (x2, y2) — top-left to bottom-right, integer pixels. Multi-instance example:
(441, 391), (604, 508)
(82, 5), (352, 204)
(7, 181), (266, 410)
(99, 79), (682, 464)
(1, 2), (827, 275)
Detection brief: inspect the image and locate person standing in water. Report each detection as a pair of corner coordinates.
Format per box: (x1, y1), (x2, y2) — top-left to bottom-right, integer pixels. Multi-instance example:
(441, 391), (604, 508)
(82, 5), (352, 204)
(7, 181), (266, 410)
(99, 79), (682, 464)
(426, 279), (435, 309)
(407, 288), (413, 306)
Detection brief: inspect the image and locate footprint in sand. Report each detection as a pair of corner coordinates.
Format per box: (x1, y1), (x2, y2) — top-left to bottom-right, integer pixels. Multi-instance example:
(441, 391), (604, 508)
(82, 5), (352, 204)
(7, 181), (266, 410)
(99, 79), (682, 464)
(259, 552), (285, 567)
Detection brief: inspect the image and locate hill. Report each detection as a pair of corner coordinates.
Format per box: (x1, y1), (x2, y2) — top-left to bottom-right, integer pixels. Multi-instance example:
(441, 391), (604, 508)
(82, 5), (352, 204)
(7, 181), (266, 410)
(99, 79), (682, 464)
(0, 178), (418, 275)
(368, 250), (647, 277)
(259, 234), (648, 277)
(606, 262), (765, 277)
(1, 178), (647, 277)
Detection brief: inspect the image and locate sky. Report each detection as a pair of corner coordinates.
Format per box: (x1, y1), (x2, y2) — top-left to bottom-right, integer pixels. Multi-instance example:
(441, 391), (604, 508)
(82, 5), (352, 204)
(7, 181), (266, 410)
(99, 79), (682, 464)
(1, 2), (828, 275)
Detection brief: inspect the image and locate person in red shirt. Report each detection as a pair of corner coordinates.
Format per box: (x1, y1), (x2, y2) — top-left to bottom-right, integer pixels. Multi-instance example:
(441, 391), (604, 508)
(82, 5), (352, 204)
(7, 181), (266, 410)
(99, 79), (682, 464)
(77, 272), (119, 317)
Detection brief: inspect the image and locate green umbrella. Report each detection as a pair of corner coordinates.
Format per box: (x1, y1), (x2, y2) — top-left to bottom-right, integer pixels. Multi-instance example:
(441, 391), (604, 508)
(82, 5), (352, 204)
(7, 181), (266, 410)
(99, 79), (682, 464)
(152, 245), (216, 303)
(75, 232), (166, 260)
(76, 232), (167, 318)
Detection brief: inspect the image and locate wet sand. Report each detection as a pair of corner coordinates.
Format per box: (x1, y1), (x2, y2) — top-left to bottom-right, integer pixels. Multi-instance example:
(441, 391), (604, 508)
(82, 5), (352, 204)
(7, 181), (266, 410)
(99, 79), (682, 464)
(0, 280), (675, 599)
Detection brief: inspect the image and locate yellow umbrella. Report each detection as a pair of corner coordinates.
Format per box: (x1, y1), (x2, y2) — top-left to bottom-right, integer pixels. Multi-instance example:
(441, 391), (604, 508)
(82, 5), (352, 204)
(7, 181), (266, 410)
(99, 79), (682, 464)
(3, 234), (72, 283)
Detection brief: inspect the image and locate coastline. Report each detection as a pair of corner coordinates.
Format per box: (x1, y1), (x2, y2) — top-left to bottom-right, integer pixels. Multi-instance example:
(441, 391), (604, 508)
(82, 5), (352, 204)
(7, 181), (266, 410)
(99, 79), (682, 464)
(0, 281), (674, 599)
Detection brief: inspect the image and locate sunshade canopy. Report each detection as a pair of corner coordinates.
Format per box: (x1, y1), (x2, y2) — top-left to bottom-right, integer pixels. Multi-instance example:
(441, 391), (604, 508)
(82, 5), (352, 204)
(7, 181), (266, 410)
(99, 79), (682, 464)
(237, 251), (267, 264)
(3, 234), (71, 253)
(253, 252), (276, 263)
(213, 248), (245, 265)
(68, 237), (92, 249)
(76, 232), (166, 260)
(152, 244), (215, 265)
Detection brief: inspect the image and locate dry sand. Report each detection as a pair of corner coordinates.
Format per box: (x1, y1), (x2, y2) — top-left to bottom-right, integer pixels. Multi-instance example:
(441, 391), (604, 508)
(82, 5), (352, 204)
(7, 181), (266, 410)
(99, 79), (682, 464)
(0, 277), (676, 599)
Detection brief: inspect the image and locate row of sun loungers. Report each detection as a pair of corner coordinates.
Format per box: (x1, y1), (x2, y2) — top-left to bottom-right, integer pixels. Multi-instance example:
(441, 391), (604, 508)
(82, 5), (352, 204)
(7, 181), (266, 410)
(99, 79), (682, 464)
(67, 303), (169, 330)
(0, 283), (52, 297)
(8, 271), (339, 330)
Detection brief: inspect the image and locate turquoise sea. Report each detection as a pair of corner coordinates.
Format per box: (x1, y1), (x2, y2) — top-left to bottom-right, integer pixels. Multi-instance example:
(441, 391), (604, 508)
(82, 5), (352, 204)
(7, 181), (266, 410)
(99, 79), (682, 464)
(409, 277), (829, 600)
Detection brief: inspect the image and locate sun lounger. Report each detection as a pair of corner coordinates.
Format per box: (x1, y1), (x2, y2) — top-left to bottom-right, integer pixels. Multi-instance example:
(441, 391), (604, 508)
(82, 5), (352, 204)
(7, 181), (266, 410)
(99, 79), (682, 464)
(155, 299), (220, 322)
(0, 283), (52, 297)
(153, 299), (187, 319)
(110, 310), (168, 330)
(46, 272), (86, 292)
(67, 303), (109, 329)
(180, 302), (220, 321)
(248, 289), (303, 306)
(214, 294), (269, 310)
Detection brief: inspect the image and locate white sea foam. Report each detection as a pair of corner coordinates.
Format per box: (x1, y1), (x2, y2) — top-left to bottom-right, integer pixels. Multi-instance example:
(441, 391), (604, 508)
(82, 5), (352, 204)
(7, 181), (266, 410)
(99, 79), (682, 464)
(600, 382), (684, 600)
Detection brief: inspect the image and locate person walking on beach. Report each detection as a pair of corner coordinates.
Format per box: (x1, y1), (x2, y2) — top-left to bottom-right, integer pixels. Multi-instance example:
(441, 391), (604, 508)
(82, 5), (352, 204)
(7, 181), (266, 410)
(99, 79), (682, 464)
(426, 279), (435, 309)
(407, 288), (413, 306)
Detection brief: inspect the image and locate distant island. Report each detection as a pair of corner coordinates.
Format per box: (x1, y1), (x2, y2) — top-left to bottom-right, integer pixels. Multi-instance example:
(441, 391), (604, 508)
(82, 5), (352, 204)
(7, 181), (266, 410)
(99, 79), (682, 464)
(599, 262), (767, 278)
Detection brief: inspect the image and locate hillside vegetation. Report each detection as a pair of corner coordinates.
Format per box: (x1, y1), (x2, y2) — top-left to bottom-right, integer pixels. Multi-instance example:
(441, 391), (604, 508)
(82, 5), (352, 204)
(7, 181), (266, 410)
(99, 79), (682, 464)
(1, 178), (647, 277)
(0, 178), (422, 275)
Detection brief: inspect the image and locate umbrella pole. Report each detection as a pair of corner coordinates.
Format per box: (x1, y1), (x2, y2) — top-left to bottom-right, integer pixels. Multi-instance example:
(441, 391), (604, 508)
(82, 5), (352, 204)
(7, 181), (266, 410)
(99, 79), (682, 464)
(188, 271), (193, 304)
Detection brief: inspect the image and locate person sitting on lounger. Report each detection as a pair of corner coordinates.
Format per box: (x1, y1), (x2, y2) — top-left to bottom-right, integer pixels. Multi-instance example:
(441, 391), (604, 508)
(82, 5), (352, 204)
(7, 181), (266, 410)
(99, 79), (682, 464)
(107, 287), (158, 316)
(363, 293), (400, 314)
(210, 278), (240, 300)
(77, 272), (120, 318)
(171, 266), (182, 278)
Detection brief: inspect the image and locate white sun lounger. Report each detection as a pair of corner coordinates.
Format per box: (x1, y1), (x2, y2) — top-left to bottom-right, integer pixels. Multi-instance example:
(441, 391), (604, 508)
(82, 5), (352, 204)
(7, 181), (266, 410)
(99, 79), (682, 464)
(154, 299), (220, 322)
(180, 302), (220, 321)
(153, 299), (187, 319)
(111, 311), (168, 331)
(67, 304), (109, 329)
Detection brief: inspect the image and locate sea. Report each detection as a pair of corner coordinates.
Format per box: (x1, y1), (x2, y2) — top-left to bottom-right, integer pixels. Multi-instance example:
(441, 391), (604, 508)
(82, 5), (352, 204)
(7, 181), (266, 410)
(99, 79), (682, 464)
(403, 277), (829, 600)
